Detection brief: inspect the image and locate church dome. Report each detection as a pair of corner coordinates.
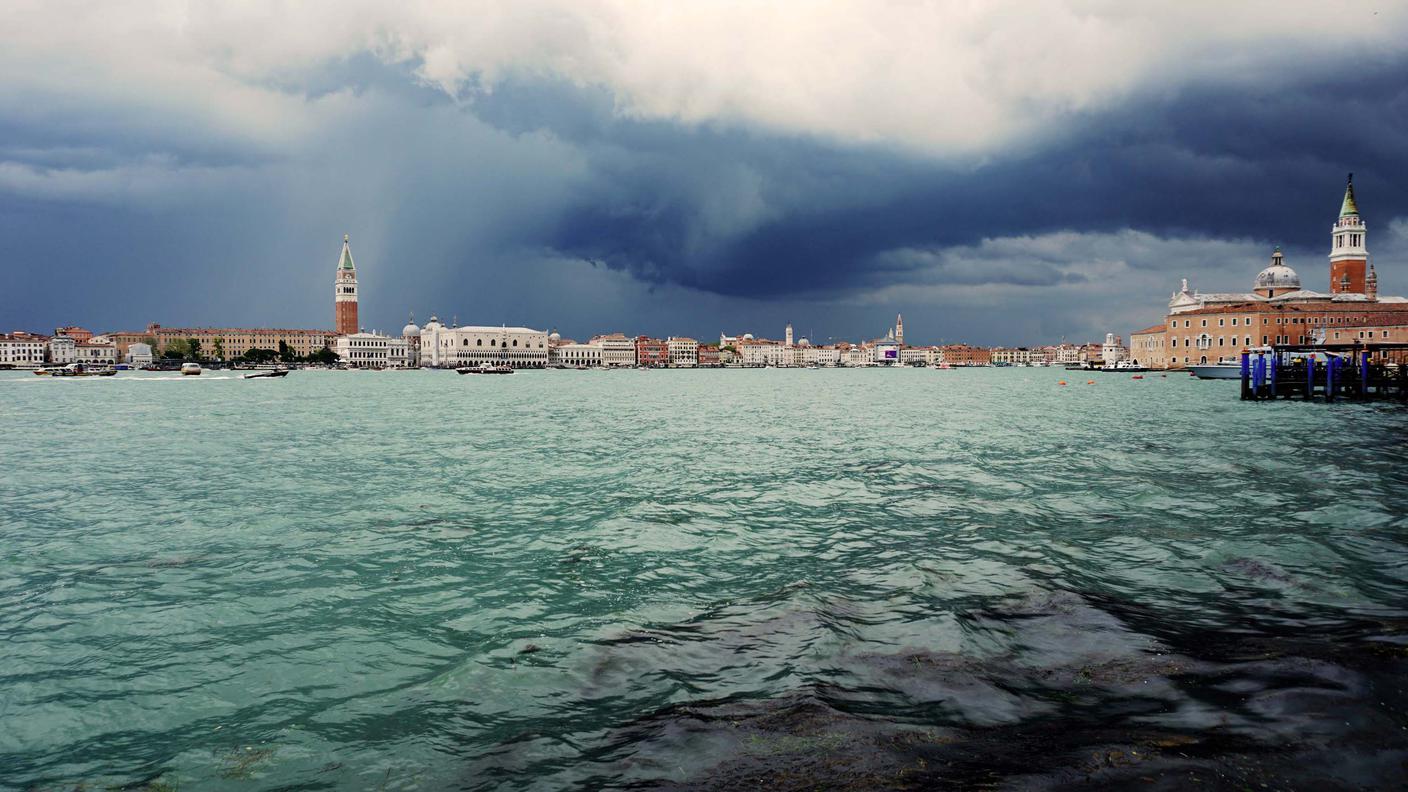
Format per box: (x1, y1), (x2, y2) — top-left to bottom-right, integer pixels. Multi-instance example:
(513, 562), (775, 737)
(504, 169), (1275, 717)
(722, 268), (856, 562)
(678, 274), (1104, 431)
(402, 316), (421, 337)
(743, 333), (755, 340)
(549, 330), (561, 342)
(1254, 247), (1300, 291)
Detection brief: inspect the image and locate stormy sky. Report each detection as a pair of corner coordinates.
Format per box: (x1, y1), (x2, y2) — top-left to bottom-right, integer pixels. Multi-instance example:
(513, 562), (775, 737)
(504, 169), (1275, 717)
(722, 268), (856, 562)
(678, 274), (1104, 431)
(2, 2), (1407, 345)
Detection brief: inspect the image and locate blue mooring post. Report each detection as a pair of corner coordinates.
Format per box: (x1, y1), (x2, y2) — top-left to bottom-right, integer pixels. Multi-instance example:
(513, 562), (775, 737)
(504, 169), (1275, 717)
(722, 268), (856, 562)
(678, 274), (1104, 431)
(1326, 356), (1337, 402)
(1253, 353), (1266, 398)
(1361, 351), (1370, 398)
(1240, 351), (1251, 400)
(1269, 354), (1278, 399)
(1306, 355), (1315, 400)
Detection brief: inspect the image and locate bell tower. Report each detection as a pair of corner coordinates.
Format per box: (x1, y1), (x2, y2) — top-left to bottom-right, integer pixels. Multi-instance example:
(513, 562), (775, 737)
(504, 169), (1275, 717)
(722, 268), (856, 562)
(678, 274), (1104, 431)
(335, 234), (359, 335)
(1329, 174), (1367, 294)
(896, 313), (904, 346)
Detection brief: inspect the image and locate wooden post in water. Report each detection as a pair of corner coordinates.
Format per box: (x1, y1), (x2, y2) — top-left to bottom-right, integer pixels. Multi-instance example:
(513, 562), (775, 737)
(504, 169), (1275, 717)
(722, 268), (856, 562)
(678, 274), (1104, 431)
(1326, 356), (1337, 402)
(1360, 351), (1370, 399)
(1305, 355), (1315, 401)
(1269, 353), (1278, 399)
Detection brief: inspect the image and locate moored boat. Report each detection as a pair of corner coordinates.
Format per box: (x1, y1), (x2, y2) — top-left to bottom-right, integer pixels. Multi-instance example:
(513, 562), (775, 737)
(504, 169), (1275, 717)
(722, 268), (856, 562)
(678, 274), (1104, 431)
(457, 363), (514, 375)
(180, 362), (202, 376)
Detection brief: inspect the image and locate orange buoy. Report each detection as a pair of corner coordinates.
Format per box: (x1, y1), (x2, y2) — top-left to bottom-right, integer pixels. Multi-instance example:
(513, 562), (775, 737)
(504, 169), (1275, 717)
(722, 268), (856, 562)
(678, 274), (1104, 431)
(1058, 380), (1067, 386)
(1131, 375), (1144, 380)
(1087, 380), (1095, 385)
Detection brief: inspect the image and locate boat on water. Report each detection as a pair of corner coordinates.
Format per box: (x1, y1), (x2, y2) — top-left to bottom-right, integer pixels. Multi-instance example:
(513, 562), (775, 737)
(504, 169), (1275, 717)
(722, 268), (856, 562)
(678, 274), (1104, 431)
(457, 363), (514, 375)
(180, 362), (202, 376)
(36, 364), (115, 377)
(243, 369), (289, 379)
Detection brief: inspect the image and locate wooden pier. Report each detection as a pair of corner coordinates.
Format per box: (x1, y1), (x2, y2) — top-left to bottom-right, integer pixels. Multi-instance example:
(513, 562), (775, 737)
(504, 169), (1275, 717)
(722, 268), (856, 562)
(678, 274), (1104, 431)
(1240, 343), (1408, 403)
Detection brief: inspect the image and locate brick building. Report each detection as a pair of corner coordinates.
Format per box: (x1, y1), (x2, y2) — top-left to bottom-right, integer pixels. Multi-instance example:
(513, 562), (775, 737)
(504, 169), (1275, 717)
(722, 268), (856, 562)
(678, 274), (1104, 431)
(635, 336), (669, 367)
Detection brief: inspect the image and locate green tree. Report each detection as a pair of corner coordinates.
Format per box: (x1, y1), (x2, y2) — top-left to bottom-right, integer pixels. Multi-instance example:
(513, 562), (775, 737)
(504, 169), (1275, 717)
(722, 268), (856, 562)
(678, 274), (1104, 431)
(213, 337), (224, 360)
(307, 347), (339, 366)
(278, 340), (295, 362)
(240, 347), (279, 364)
(161, 338), (189, 359)
(186, 337), (204, 361)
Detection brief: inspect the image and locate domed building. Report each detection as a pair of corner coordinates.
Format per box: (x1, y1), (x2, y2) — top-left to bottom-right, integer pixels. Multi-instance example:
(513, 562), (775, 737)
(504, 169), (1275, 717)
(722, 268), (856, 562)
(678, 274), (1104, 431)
(1253, 247), (1301, 298)
(1157, 175), (1407, 369)
(401, 313), (421, 367)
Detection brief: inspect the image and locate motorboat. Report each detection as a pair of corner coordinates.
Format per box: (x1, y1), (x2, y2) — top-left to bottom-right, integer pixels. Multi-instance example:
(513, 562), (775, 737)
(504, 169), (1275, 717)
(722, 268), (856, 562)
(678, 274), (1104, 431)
(243, 369), (289, 379)
(457, 363), (514, 375)
(37, 363), (116, 377)
(180, 362), (202, 376)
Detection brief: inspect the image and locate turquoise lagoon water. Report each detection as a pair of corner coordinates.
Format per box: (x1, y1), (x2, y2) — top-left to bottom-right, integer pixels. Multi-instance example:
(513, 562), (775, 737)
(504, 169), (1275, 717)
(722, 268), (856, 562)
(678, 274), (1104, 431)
(2, 368), (1407, 790)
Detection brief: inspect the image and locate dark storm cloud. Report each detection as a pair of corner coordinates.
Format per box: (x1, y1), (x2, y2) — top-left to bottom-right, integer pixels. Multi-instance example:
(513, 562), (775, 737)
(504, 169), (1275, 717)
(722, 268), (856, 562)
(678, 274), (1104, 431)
(2, 48), (1406, 345)
(513, 54), (1408, 300)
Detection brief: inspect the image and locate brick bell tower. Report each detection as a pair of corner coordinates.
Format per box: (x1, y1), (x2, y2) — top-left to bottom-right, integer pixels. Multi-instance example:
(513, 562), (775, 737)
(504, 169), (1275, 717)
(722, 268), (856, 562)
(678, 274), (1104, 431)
(335, 234), (359, 335)
(1329, 173), (1367, 294)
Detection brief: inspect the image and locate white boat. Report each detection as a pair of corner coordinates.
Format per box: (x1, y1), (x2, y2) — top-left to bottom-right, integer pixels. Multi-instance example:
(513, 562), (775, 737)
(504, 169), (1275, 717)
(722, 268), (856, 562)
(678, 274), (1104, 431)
(180, 362), (202, 376)
(457, 363), (513, 375)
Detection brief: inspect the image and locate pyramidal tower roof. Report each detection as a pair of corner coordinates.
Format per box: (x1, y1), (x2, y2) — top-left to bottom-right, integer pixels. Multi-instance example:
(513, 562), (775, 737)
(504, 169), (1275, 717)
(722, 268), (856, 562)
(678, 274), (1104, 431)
(338, 234), (356, 270)
(1339, 173), (1359, 217)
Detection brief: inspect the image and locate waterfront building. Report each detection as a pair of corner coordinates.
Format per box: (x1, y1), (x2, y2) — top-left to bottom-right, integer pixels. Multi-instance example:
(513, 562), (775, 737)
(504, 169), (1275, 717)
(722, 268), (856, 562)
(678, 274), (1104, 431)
(698, 345), (721, 367)
(47, 336), (75, 363)
(589, 333), (637, 367)
(991, 347), (1038, 366)
(899, 347), (929, 366)
(126, 342), (154, 367)
(335, 331), (394, 368)
(104, 331), (152, 361)
(0, 332), (48, 368)
(75, 341), (116, 366)
(635, 336), (669, 367)
(144, 324), (336, 360)
(1129, 326), (1168, 369)
(939, 344), (991, 366)
(53, 326), (92, 343)
(1159, 177), (1406, 367)
(420, 316), (550, 368)
(401, 315), (422, 367)
(666, 337), (699, 367)
(335, 234), (359, 336)
(739, 339), (784, 367)
(1100, 333), (1128, 365)
(554, 339), (604, 367)
(840, 344), (872, 367)
(873, 336), (900, 365)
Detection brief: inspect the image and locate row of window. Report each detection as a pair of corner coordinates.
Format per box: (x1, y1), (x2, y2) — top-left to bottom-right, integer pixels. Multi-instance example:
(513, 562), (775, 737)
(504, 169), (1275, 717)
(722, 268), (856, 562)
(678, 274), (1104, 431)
(1174, 314), (1368, 329)
(1335, 233), (1363, 247)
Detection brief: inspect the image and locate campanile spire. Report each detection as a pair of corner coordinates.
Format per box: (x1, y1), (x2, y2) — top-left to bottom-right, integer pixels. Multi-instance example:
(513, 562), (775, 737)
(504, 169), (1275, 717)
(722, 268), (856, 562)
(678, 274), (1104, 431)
(1329, 174), (1368, 295)
(335, 234), (359, 335)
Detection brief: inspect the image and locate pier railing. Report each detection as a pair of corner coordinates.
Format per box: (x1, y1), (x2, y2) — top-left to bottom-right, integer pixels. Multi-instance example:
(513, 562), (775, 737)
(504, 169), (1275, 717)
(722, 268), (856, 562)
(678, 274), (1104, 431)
(1240, 343), (1408, 403)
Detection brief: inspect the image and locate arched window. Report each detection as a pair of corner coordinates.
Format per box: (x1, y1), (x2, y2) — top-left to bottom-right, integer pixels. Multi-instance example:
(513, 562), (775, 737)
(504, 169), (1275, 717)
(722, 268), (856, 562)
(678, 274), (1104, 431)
(477, 339), (482, 347)
(512, 339), (518, 347)
(490, 339), (496, 347)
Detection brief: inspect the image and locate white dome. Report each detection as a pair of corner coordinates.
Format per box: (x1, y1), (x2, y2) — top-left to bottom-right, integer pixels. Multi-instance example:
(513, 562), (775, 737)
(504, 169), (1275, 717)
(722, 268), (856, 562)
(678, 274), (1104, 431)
(743, 333), (755, 340)
(549, 330), (561, 342)
(1255, 248), (1300, 291)
(402, 322), (421, 337)
(423, 315), (441, 330)
(798, 338), (811, 346)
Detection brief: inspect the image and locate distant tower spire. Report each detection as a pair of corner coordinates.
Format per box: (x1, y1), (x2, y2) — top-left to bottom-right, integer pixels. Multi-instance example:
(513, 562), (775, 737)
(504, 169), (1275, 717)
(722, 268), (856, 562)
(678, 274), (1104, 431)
(334, 233), (359, 335)
(896, 313), (904, 346)
(785, 322), (794, 348)
(1329, 174), (1368, 294)
(1366, 262), (1378, 301)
